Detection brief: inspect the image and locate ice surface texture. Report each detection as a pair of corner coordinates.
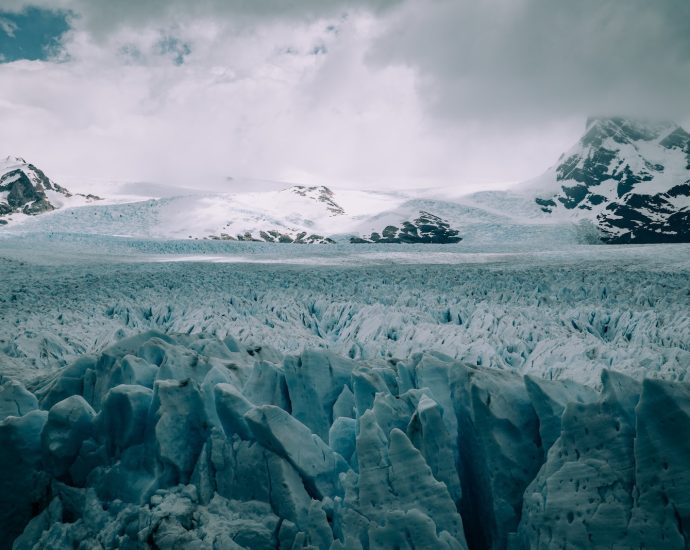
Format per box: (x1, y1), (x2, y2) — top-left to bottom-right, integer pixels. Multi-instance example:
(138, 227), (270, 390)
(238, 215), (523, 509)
(1, 239), (689, 387)
(1, 238), (689, 548)
(2, 333), (690, 549)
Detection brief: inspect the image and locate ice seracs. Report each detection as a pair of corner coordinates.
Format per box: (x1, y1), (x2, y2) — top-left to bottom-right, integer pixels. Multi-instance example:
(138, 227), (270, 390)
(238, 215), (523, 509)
(2, 244), (690, 387)
(3, 331), (690, 548)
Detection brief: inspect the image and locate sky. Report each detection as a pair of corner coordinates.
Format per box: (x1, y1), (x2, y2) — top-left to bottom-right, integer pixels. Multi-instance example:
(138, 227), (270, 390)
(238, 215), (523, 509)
(1, 0), (689, 194)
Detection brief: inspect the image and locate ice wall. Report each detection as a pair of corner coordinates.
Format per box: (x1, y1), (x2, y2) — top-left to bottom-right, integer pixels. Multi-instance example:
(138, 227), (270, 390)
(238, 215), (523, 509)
(2, 331), (690, 549)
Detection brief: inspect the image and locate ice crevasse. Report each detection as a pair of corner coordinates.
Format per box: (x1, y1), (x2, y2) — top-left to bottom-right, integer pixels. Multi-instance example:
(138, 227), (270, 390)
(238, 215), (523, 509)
(1, 330), (690, 549)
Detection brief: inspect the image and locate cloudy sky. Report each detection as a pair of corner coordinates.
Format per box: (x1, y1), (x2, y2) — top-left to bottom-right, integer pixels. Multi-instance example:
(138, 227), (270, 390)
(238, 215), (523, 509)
(1, 0), (689, 194)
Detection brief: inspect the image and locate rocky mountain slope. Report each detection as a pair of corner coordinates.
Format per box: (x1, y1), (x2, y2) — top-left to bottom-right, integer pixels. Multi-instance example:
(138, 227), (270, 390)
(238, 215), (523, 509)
(350, 211), (462, 244)
(1, 174), (468, 244)
(4, 117), (689, 244)
(0, 156), (69, 219)
(0, 156), (100, 225)
(527, 117), (690, 243)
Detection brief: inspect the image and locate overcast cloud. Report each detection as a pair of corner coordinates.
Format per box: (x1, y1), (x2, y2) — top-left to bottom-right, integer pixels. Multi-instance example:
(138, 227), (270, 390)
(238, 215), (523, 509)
(0, 0), (688, 194)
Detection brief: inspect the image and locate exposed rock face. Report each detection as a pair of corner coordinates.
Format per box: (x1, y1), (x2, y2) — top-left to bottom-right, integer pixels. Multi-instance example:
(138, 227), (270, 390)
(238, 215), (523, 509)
(289, 185), (345, 216)
(207, 230), (335, 243)
(0, 169), (56, 215)
(250, 230), (334, 244)
(535, 118), (690, 243)
(599, 188), (690, 243)
(3, 331), (690, 549)
(352, 211), (462, 243)
(0, 156), (79, 220)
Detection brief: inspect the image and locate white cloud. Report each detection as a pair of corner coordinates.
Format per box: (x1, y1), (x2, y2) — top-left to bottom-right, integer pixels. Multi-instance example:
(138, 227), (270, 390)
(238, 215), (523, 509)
(369, 0), (690, 124)
(1, 0), (687, 194)
(0, 16), (18, 37)
(1, 12), (459, 192)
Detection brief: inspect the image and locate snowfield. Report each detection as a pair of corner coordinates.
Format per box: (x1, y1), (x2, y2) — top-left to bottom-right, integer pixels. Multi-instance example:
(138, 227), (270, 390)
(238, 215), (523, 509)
(4, 117), (690, 246)
(1, 236), (690, 549)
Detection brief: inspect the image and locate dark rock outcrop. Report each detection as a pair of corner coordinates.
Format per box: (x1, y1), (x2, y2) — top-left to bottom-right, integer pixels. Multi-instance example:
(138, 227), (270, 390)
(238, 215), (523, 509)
(536, 118), (690, 243)
(0, 170), (55, 215)
(221, 230), (335, 243)
(289, 185), (345, 216)
(352, 211), (462, 244)
(0, 157), (78, 220)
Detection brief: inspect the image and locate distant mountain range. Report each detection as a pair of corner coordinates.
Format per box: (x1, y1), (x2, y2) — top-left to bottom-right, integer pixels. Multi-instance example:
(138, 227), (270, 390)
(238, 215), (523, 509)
(2, 117), (689, 244)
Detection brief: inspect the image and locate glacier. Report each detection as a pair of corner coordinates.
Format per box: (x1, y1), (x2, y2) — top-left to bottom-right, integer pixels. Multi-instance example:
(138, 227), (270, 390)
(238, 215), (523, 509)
(1, 235), (689, 387)
(2, 331), (690, 549)
(1, 235), (690, 548)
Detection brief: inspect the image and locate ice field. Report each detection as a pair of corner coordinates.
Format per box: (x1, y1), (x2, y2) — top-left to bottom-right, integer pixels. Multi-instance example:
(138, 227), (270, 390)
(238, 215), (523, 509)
(1, 235), (690, 549)
(1, 235), (689, 387)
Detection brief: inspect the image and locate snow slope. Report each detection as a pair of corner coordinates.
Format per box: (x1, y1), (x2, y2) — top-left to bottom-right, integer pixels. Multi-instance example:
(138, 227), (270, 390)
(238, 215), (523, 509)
(4, 183), (582, 246)
(4, 116), (690, 244)
(0, 157), (571, 245)
(2, 183), (425, 241)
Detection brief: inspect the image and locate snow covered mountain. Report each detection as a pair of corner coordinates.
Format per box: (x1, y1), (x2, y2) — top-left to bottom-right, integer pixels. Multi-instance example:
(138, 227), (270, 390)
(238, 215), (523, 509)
(187, 186), (467, 244)
(4, 118), (689, 245)
(0, 156), (100, 225)
(2, 177), (472, 244)
(526, 117), (690, 243)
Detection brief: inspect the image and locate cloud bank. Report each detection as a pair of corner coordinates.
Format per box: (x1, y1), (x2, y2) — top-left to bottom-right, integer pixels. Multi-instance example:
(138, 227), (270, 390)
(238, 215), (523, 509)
(0, 0), (688, 193)
(371, 0), (690, 123)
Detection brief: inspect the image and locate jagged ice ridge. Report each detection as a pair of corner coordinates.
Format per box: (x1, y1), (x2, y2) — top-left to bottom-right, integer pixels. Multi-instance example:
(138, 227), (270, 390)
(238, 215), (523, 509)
(2, 331), (690, 549)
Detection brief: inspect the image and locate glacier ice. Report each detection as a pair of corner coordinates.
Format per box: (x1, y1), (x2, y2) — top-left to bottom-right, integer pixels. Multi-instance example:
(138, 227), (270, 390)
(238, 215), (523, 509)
(1, 330), (690, 549)
(0, 408), (50, 546)
(1, 238), (690, 547)
(1, 240), (689, 390)
(0, 379), (38, 418)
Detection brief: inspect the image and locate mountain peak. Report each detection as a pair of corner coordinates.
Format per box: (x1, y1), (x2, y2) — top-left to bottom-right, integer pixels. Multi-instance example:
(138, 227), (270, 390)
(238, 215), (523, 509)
(582, 117), (679, 148)
(285, 185), (345, 216)
(533, 116), (690, 243)
(0, 157), (73, 220)
(1, 155), (28, 166)
(287, 184), (332, 195)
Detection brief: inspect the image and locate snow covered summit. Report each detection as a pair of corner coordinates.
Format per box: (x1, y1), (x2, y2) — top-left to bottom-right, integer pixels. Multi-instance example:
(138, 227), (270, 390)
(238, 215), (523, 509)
(0, 157), (100, 225)
(5, 118), (689, 245)
(529, 117), (690, 242)
(0, 156), (71, 219)
(287, 185), (345, 216)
